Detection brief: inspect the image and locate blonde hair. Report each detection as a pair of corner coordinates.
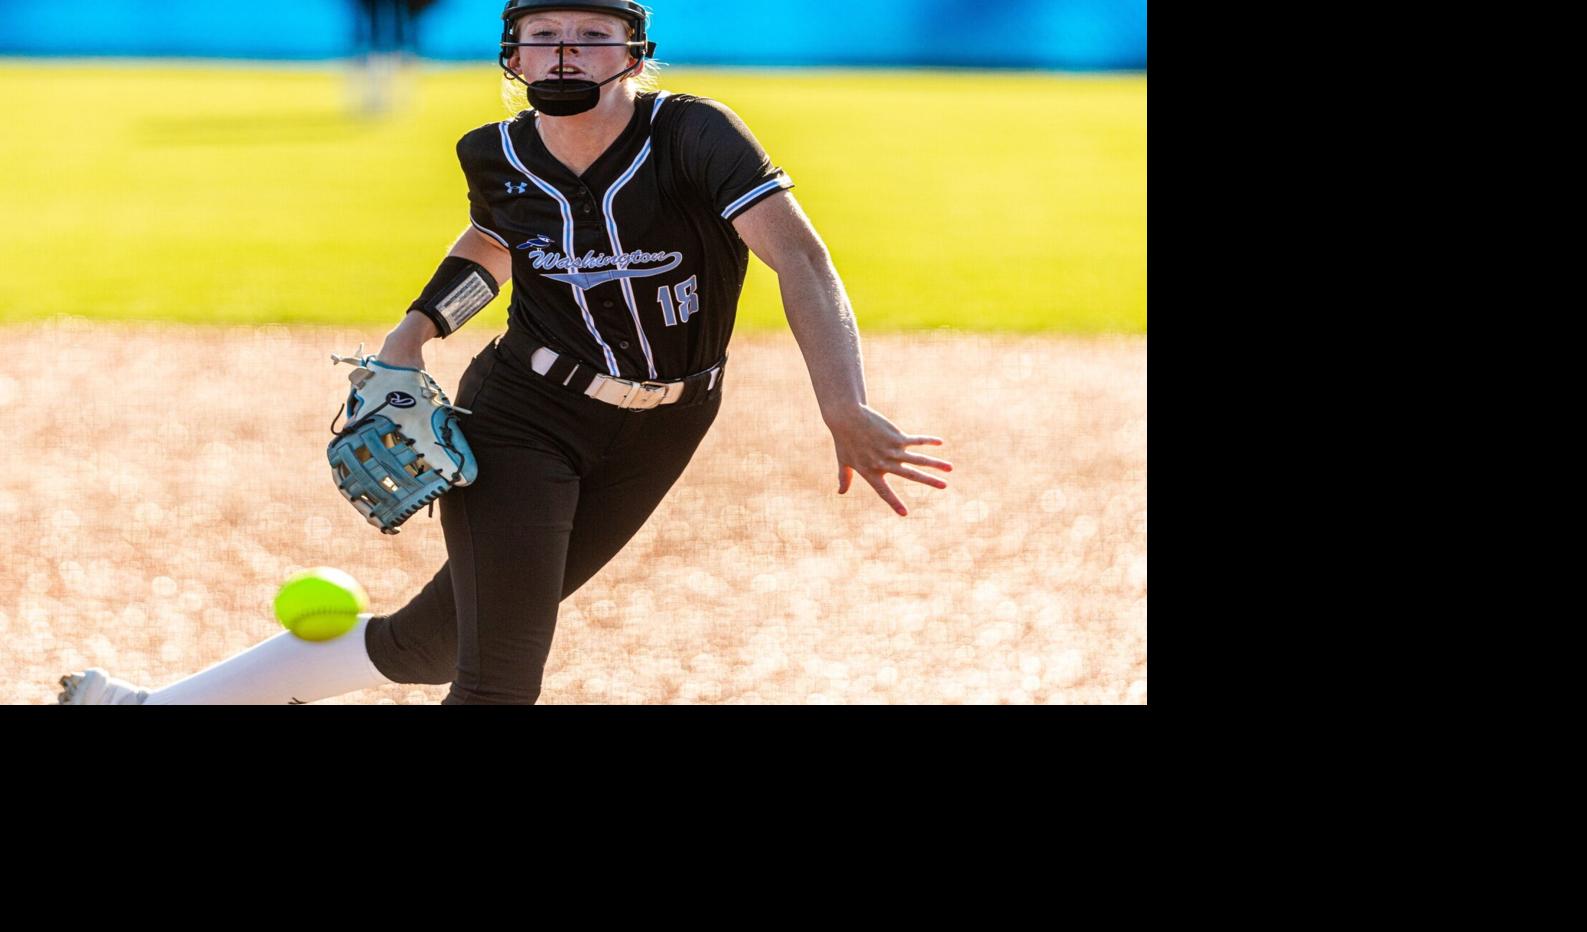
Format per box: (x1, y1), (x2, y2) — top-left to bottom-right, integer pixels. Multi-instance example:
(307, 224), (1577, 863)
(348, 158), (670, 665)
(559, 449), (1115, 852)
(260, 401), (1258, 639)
(499, 10), (665, 113)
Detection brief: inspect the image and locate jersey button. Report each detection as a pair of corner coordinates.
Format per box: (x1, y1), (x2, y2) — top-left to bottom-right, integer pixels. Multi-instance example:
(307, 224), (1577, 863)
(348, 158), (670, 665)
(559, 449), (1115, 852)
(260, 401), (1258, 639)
(602, 300), (615, 308)
(620, 341), (631, 349)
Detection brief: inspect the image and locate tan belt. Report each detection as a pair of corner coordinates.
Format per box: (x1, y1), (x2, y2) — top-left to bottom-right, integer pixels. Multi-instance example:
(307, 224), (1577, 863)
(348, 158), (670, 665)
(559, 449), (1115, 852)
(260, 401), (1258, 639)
(525, 344), (724, 411)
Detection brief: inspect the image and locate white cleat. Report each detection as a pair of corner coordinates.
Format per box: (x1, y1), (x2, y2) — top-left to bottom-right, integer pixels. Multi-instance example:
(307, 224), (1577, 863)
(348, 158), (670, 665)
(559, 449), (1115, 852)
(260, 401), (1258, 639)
(57, 668), (149, 705)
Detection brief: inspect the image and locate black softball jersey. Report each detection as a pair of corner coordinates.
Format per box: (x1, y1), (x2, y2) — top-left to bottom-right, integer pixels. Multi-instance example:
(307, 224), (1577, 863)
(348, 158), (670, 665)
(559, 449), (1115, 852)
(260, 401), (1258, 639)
(457, 90), (794, 381)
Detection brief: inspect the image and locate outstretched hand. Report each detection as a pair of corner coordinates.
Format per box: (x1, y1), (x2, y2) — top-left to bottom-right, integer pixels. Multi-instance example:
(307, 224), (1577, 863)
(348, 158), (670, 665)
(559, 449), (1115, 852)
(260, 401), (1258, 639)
(826, 404), (953, 517)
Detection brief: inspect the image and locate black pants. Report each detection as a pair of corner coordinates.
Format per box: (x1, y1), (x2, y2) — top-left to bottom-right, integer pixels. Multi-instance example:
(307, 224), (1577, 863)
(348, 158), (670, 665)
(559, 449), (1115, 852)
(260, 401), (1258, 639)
(364, 330), (725, 703)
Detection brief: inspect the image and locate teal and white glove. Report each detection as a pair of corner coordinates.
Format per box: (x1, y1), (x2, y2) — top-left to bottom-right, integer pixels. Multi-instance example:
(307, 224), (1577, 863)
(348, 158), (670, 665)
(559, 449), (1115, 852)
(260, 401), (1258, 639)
(326, 345), (480, 535)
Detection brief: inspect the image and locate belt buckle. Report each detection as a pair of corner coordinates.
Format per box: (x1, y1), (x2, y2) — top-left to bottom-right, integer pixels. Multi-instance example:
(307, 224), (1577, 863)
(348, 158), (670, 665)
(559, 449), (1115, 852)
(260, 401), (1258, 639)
(623, 381), (669, 410)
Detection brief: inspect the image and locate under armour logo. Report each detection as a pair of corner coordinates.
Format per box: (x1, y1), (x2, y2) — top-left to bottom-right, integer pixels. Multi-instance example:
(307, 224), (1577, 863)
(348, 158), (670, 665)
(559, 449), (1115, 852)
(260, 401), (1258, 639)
(505, 181), (529, 194)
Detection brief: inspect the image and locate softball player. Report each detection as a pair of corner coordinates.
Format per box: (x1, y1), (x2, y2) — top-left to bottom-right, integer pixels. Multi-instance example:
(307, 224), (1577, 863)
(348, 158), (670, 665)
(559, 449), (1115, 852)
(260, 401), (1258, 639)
(57, 0), (952, 705)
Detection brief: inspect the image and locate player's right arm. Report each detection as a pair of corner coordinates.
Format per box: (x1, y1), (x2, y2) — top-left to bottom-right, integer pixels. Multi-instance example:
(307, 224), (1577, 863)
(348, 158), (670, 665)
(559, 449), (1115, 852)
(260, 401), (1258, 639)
(377, 224), (511, 368)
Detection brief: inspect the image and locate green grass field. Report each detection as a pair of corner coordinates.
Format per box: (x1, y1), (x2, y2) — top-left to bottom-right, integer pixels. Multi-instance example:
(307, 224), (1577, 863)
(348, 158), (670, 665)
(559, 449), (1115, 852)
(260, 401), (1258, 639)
(0, 61), (1145, 333)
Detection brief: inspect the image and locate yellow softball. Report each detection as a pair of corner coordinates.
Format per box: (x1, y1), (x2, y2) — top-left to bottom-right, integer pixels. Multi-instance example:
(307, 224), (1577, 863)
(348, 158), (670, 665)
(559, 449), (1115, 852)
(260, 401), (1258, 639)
(274, 567), (370, 641)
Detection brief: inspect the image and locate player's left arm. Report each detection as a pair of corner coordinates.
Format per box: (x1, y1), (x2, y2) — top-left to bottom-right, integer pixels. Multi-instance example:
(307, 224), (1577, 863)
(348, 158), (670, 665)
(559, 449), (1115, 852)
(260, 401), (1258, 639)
(733, 191), (953, 517)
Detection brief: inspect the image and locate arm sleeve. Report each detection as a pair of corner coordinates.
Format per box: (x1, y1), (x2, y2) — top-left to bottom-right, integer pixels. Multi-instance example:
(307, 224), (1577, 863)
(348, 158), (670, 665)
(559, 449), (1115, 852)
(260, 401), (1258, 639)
(458, 129), (510, 249)
(676, 98), (795, 222)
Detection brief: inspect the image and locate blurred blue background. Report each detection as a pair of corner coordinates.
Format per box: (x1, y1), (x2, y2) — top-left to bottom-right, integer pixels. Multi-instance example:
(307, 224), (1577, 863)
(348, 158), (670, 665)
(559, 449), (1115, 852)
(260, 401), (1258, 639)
(0, 0), (1147, 69)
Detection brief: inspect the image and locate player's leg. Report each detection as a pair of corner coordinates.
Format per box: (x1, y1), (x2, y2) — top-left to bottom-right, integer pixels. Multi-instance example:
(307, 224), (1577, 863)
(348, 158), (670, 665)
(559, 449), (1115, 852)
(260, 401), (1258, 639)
(360, 339), (513, 687)
(361, 562), (456, 684)
(58, 610), (397, 705)
(559, 389), (725, 597)
(431, 338), (722, 702)
(138, 614), (390, 704)
(433, 390), (720, 704)
(435, 429), (583, 704)
(428, 338), (596, 704)
(365, 384), (723, 683)
(366, 347), (723, 702)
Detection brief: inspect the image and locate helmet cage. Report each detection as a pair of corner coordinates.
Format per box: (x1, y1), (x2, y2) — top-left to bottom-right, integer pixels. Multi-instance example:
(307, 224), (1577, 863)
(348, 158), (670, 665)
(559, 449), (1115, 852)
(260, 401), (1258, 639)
(498, 1), (655, 83)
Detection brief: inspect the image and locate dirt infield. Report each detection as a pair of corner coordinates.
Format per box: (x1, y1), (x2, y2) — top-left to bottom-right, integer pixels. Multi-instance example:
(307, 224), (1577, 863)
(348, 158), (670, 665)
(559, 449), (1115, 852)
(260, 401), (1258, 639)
(1, 319), (1145, 704)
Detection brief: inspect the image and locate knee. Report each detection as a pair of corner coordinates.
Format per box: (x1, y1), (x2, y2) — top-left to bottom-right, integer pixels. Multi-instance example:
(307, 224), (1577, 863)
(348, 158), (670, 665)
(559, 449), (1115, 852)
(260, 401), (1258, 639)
(364, 615), (457, 685)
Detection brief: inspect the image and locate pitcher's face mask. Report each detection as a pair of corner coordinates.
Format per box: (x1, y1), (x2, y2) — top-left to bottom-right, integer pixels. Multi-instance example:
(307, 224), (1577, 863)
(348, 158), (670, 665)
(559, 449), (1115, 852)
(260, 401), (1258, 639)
(499, 2), (657, 116)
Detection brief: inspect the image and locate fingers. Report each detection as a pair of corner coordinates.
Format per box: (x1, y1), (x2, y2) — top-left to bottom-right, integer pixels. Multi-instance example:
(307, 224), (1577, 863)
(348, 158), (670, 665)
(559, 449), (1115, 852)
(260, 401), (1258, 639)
(892, 464), (948, 490)
(830, 422), (950, 514)
(863, 472), (908, 517)
(898, 452), (953, 472)
(836, 454), (950, 515)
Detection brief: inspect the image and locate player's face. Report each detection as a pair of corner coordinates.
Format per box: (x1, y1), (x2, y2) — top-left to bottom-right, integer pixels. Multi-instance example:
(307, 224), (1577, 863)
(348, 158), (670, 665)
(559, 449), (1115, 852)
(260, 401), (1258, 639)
(510, 12), (636, 83)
